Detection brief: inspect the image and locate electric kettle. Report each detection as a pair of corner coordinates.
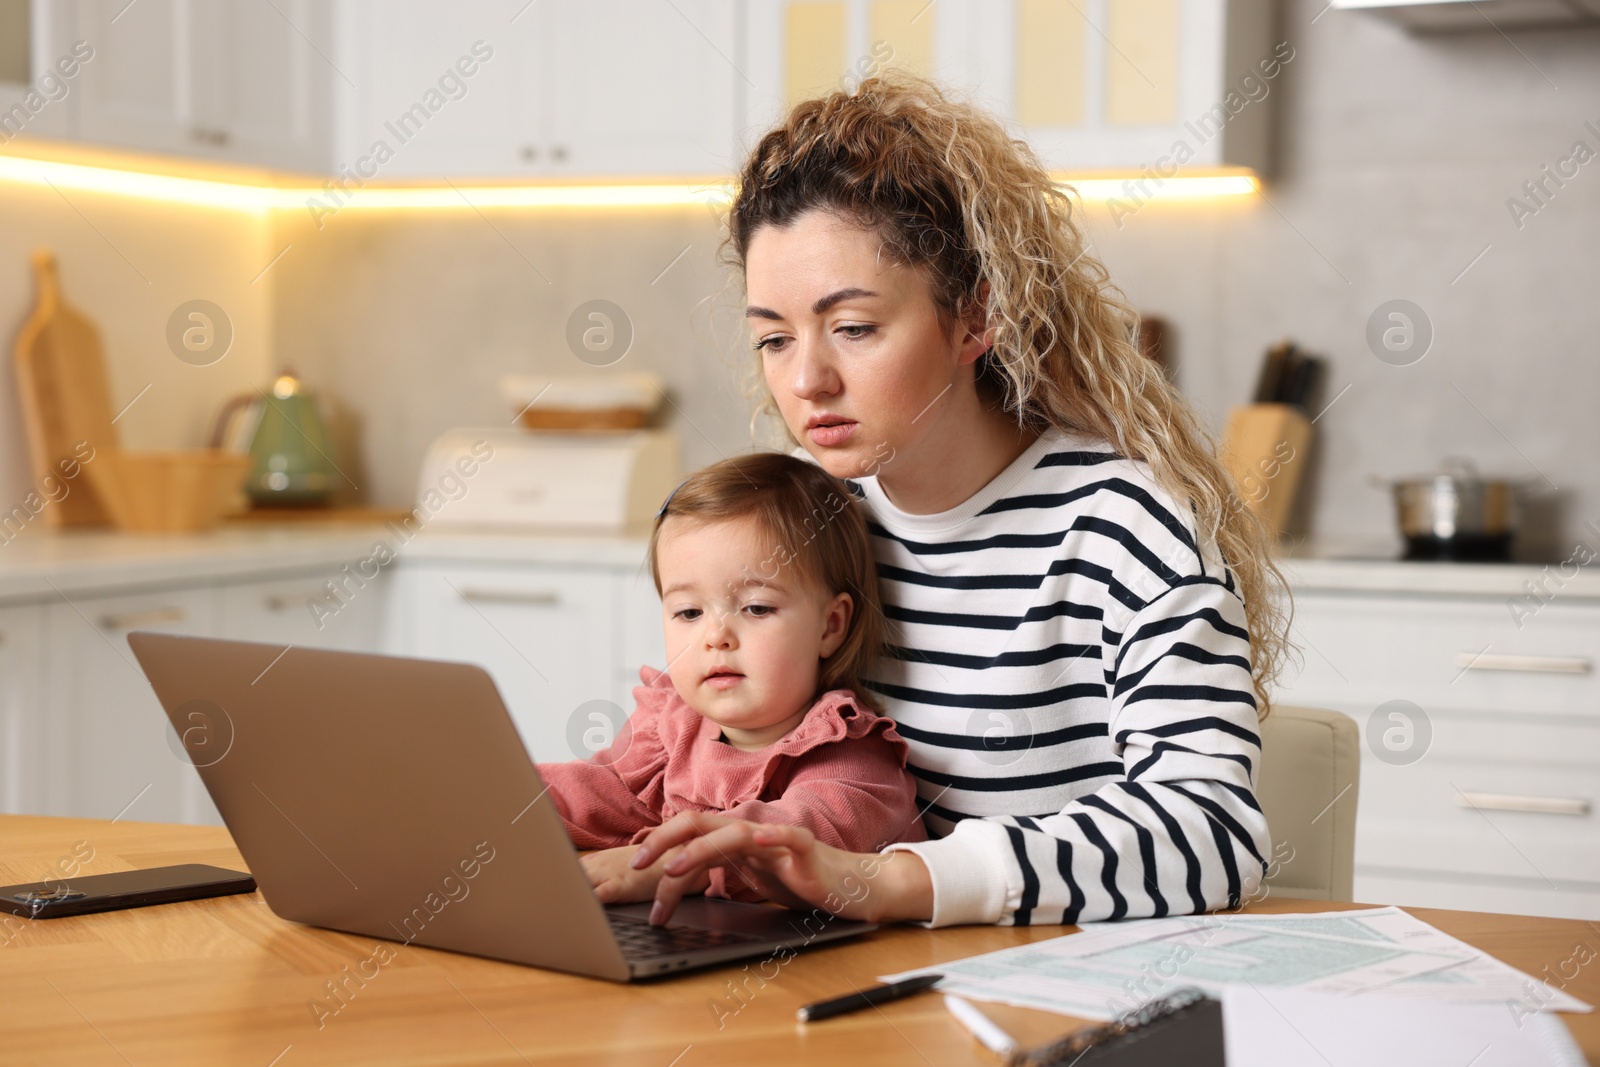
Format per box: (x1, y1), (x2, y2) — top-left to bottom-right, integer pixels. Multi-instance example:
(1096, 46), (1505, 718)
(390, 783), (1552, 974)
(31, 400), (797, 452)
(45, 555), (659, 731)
(211, 370), (337, 507)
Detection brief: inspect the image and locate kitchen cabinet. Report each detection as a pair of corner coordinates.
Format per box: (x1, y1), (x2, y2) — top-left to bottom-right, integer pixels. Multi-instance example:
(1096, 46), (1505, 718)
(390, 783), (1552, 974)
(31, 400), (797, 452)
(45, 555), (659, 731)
(30, 0), (1275, 178)
(42, 586), (217, 827)
(339, 0), (741, 178)
(214, 572), (389, 653)
(0, 529), (657, 827)
(740, 0), (1276, 174)
(0, 605), (46, 816)
(32, 0), (740, 177)
(59, 0), (333, 171)
(1273, 580), (1600, 920)
(392, 562), (628, 764)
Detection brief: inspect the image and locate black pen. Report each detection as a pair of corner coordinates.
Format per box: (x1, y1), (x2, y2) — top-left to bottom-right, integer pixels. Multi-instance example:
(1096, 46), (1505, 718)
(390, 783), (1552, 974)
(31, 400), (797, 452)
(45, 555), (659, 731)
(796, 973), (944, 1022)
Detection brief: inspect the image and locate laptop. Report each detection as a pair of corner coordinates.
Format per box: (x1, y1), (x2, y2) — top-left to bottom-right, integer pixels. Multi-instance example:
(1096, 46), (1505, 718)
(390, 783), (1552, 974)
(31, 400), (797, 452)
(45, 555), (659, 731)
(127, 632), (876, 981)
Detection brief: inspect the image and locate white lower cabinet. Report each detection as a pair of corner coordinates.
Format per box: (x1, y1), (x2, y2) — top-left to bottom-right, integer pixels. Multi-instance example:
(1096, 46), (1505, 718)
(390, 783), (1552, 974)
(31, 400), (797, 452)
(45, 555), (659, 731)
(14, 545), (652, 827)
(0, 605), (46, 816)
(214, 572), (389, 652)
(43, 587), (216, 826)
(394, 563), (626, 764)
(1274, 586), (1600, 919)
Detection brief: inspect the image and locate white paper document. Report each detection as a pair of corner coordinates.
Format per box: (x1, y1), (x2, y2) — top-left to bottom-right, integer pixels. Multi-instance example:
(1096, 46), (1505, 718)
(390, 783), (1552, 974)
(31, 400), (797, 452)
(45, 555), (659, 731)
(1223, 987), (1586, 1067)
(878, 906), (1593, 1023)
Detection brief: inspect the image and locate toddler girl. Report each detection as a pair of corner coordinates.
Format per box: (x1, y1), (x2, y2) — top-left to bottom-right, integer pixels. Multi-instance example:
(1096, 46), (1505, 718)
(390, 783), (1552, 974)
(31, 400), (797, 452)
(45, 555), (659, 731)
(536, 451), (927, 905)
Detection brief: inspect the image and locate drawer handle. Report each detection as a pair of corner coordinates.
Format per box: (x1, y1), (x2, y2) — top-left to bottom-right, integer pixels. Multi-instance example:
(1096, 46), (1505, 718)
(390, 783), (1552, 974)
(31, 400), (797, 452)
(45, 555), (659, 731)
(459, 589), (562, 608)
(1453, 652), (1592, 675)
(99, 607), (185, 631)
(1456, 791), (1590, 817)
(263, 594), (322, 612)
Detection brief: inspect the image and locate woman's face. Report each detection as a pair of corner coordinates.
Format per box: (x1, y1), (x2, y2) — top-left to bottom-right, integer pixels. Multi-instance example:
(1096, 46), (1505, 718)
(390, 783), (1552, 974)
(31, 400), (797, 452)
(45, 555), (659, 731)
(744, 209), (988, 483)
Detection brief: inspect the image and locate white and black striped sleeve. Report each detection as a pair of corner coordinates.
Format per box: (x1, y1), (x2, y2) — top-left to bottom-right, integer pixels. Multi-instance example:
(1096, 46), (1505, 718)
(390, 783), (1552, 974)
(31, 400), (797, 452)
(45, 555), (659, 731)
(882, 557), (1270, 927)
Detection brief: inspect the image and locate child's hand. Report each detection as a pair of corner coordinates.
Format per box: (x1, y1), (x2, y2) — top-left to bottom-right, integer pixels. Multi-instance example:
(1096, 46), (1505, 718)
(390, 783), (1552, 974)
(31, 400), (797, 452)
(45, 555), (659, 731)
(582, 844), (710, 905)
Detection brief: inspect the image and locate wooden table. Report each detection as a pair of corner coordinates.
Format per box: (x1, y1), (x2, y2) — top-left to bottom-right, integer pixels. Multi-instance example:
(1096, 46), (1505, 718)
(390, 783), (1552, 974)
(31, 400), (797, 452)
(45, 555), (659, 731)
(2, 815), (1596, 1066)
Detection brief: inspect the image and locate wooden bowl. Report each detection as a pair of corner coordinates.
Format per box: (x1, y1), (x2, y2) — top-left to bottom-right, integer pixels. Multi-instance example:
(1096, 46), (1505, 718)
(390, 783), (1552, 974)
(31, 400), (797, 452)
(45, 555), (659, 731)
(89, 451), (252, 533)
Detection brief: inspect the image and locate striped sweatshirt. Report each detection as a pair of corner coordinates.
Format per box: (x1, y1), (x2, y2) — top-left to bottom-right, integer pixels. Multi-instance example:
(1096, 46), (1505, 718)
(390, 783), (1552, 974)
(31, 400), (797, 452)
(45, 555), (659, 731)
(843, 426), (1271, 927)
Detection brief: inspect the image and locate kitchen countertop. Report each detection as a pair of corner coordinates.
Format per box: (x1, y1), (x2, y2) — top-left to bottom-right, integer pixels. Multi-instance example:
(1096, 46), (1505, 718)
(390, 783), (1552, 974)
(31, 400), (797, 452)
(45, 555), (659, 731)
(0, 523), (654, 603)
(1277, 537), (1600, 599)
(4, 525), (1598, 603)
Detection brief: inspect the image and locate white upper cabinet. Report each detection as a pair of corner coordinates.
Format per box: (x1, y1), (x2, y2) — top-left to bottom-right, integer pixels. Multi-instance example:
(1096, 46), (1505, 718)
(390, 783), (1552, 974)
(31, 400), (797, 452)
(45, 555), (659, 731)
(62, 0), (333, 170)
(738, 0), (1276, 174)
(333, 0), (528, 177)
(35, 0), (1272, 176)
(336, 0), (740, 179)
(533, 0), (741, 177)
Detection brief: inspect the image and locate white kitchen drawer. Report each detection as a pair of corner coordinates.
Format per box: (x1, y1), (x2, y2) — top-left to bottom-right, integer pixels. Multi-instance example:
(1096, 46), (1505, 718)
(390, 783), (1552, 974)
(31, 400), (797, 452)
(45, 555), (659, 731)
(43, 587), (219, 826)
(1355, 868), (1600, 921)
(215, 572), (389, 653)
(397, 564), (621, 763)
(1356, 747), (1600, 884)
(1280, 592), (1600, 717)
(0, 605), (45, 815)
(619, 564), (666, 674)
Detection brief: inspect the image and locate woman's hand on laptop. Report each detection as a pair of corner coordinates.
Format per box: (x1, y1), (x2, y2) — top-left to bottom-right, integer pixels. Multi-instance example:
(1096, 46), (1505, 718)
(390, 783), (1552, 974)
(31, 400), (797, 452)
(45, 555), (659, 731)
(632, 813), (934, 926)
(582, 844), (710, 905)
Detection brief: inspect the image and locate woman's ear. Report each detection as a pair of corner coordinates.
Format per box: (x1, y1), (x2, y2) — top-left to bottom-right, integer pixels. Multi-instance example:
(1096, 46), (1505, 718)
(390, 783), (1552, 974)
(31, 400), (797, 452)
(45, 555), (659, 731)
(818, 591), (853, 659)
(955, 280), (993, 368)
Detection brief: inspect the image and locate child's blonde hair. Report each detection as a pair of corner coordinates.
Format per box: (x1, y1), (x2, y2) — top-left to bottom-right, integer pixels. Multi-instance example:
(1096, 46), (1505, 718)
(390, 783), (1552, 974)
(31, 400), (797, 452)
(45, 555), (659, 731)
(723, 72), (1292, 717)
(648, 452), (886, 711)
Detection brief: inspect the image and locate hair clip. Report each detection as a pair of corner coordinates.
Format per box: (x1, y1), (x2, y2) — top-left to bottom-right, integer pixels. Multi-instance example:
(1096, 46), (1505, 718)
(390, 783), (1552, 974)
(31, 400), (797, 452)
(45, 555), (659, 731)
(656, 479), (687, 521)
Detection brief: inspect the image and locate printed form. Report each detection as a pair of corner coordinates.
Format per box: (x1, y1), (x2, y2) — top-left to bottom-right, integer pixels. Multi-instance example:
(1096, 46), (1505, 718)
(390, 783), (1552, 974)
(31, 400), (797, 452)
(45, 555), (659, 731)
(879, 906), (1594, 1021)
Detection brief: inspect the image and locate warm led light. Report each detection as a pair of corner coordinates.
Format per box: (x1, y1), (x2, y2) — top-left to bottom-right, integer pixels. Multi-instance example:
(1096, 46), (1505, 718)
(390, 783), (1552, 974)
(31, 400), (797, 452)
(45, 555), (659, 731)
(1056, 173), (1259, 200)
(284, 182), (737, 211)
(0, 149), (1257, 212)
(0, 153), (278, 212)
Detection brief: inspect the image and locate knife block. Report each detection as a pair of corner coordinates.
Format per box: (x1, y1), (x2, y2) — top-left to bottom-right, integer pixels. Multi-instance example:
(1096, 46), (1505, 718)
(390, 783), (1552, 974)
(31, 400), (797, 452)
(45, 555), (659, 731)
(1218, 403), (1313, 539)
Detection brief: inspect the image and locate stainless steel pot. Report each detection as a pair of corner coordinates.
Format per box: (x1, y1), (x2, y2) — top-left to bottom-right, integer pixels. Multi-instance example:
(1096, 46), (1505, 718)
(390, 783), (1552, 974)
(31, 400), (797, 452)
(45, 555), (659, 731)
(1369, 457), (1530, 561)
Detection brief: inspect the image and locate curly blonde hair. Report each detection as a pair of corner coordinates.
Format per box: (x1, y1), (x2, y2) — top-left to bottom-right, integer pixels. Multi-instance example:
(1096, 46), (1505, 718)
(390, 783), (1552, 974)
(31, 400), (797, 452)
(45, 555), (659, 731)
(719, 72), (1293, 718)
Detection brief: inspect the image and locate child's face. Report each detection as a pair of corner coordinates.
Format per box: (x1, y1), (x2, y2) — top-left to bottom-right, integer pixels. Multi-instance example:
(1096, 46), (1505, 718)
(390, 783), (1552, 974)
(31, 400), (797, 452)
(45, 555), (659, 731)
(656, 514), (852, 747)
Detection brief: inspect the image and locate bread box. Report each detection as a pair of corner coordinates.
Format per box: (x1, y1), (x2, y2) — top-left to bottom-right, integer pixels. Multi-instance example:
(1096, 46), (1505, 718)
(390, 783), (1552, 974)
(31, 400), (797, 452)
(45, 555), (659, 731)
(415, 428), (681, 532)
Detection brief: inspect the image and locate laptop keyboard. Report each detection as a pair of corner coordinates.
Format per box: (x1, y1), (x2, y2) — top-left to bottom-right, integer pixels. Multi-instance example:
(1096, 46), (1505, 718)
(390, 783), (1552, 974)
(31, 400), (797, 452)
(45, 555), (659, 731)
(608, 912), (762, 959)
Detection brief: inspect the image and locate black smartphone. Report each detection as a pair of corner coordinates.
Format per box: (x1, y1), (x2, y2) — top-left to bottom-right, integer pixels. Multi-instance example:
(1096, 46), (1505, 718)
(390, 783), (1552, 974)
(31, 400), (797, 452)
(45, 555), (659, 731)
(0, 864), (256, 919)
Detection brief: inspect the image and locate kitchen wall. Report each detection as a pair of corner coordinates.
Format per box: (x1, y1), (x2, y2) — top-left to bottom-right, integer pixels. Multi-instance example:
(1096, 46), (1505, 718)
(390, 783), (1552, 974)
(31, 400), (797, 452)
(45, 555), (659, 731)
(1090, 5), (1600, 561)
(0, 3), (1515, 561)
(0, 185), (276, 515)
(268, 204), (759, 509)
(270, 2), (1600, 560)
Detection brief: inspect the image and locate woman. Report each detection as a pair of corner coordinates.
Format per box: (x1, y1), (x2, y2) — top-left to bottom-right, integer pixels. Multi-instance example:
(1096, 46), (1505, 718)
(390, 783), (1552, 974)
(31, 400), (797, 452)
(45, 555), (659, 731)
(631, 73), (1293, 928)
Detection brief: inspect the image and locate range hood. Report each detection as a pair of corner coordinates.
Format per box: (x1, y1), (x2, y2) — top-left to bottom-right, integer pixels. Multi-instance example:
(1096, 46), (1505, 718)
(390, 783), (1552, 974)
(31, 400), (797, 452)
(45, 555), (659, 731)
(1334, 0), (1600, 30)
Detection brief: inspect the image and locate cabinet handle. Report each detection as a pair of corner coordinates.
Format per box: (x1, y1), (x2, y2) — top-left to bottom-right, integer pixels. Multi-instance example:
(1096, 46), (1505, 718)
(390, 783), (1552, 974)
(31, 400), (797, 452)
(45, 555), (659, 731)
(190, 126), (231, 147)
(550, 145), (568, 162)
(99, 606), (186, 631)
(1452, 651), (1592, 675)
(1456, 791), (1590, 817)
(520, 144), (538, 162)
(459, 589), (561, 608)
(263, 594), (322, 612)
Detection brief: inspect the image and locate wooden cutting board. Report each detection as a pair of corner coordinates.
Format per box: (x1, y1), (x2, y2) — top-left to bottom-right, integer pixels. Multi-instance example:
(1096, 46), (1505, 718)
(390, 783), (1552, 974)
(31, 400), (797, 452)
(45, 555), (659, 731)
(12, 250), (120, 526)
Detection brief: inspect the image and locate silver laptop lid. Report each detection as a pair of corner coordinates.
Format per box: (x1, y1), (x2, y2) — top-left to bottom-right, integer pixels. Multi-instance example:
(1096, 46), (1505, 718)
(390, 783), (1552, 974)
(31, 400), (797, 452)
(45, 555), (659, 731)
(129, 632), (632, 981)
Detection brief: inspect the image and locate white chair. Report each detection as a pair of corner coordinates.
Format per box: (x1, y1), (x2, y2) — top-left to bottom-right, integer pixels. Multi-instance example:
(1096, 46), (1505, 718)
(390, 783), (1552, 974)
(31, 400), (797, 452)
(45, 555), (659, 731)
(1256, 704), (1360, 901)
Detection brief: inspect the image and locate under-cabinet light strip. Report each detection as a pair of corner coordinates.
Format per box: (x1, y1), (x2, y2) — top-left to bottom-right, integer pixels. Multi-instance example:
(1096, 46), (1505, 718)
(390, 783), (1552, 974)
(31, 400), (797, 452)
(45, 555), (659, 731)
(0, 152), (1258, 212)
